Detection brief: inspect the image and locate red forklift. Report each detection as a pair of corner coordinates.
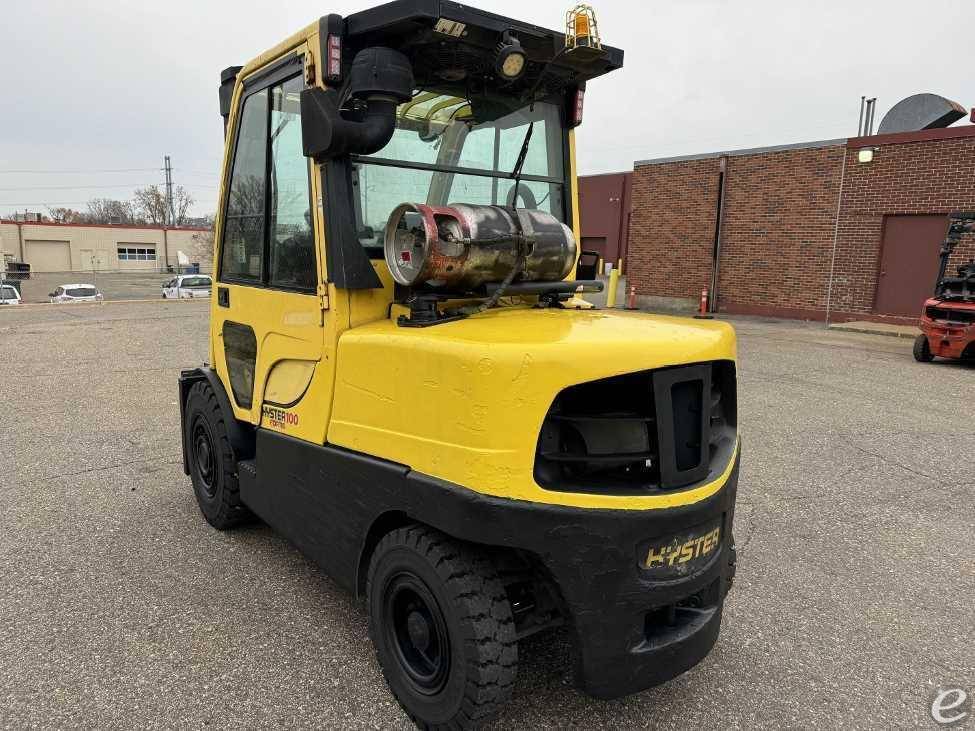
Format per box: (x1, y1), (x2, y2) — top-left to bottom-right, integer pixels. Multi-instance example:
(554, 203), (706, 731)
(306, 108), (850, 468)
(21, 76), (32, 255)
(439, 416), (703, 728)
(914, 211), (975, 362)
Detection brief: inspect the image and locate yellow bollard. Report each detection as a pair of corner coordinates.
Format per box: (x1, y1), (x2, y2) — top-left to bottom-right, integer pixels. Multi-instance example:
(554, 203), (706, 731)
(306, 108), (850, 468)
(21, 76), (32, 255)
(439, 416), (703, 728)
(607, 267), (620, 308)
(597, 256), (604, 275)
(617, 258), (624, 275)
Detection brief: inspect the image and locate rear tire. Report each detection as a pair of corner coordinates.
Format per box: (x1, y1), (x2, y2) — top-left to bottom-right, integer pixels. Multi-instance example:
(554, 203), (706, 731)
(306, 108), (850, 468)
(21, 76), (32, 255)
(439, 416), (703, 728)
(367, 524), (517, 729)
(184, 381), (252, 529)
(913, 334), (934, 362)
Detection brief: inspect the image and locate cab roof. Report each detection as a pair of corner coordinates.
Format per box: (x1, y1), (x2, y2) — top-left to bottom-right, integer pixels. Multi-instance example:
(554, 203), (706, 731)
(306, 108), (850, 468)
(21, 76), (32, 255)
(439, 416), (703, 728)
(343, 0), (623, 101)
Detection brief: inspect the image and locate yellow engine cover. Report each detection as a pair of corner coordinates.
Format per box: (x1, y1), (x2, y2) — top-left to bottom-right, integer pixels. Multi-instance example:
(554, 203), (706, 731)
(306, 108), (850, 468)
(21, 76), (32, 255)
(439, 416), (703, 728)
(327, 306), (738, 510)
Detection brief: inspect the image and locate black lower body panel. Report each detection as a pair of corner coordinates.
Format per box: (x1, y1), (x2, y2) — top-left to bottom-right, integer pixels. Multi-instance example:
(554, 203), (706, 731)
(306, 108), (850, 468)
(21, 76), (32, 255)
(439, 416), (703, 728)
(240, 429), (739, 699)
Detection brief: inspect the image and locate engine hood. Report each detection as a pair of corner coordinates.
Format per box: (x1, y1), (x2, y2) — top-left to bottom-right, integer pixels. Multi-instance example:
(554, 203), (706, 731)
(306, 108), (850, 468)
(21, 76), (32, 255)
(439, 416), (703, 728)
(327, 306), (737, 509)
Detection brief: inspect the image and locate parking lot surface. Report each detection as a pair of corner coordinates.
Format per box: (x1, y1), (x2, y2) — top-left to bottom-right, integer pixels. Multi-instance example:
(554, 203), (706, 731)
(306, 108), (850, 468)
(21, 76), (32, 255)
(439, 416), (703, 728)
(1, 301), (972, 729)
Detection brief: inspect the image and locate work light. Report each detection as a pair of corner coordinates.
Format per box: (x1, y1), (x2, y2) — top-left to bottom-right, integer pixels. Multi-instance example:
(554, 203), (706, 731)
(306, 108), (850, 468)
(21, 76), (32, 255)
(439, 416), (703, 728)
(495, 32), (526, 81)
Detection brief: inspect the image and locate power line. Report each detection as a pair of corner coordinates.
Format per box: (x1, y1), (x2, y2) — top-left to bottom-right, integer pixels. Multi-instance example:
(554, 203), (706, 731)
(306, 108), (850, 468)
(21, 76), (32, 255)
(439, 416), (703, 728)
(0, 200), (124, 206)
(0, 183), (162, 191)
(176, 170), (221, 176)
(1, 197), (220, 207)
(0, 183), (213, 191)
(0, 167), (162, 174)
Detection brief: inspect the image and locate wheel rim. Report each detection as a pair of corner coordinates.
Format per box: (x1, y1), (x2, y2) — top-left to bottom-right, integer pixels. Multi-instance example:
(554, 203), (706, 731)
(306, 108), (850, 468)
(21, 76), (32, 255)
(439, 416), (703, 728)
(192, 417), (218, 499)
(383, 573), (450, 695)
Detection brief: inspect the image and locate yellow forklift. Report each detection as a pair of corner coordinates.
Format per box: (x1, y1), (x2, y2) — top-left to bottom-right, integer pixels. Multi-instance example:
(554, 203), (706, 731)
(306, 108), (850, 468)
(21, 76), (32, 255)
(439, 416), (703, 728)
(178, 3), (740, 726)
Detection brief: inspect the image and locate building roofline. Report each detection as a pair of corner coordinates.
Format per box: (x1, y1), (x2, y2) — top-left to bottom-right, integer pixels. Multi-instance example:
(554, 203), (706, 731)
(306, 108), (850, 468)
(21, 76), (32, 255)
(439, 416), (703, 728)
(634, 138), (848, 167)
(0, 219), (211, 232)
(847, 123), (975, 148)
(634, 123), (975, 168)
(578, 170), (632, 179)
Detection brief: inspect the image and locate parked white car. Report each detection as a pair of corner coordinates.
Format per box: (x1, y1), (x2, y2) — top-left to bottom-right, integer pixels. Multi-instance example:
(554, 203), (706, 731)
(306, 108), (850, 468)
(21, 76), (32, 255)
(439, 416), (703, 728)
(162, 274), (212, 299)
(0, 283), (21, 305)
(49, 284), (104, 303)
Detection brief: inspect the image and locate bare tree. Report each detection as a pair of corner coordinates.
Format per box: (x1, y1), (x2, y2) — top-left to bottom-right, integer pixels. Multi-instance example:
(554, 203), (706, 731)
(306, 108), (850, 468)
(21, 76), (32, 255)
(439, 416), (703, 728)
(132, 185), (168, 225)
(47, 207), (82, 223)
(133, 184), (195, 226)
(84, 198), (138, 225)
(170, 185), (195, 226)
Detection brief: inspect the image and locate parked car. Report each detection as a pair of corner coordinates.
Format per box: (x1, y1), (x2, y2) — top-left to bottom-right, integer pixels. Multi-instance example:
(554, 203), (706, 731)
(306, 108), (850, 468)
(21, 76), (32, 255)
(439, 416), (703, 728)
(49, 284), (104, 303)
(0, 283), (21, 305)
(162, 274), (212, 299)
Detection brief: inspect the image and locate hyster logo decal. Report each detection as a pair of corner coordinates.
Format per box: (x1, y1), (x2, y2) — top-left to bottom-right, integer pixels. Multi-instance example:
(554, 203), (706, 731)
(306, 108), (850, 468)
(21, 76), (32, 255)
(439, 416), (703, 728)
(645, 527), (720, 569)
(262, 405), (299, 430)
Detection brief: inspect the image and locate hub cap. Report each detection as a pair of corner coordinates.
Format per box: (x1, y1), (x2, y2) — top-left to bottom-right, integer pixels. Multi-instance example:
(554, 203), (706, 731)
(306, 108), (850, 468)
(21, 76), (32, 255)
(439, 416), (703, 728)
(384, 573), (450, 695)
(192, 419), (217, 499)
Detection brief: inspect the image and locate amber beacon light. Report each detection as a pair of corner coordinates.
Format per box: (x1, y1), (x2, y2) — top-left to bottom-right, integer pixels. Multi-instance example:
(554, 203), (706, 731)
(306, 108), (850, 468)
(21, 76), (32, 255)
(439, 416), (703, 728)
(566, 4), (602, 57)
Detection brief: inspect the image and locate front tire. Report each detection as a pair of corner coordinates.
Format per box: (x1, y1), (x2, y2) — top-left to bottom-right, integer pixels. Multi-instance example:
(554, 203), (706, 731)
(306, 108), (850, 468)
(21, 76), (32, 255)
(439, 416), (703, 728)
(184, 381), (252, 529)
(913, 334), (934, 362)
(367, 525), (518, 729)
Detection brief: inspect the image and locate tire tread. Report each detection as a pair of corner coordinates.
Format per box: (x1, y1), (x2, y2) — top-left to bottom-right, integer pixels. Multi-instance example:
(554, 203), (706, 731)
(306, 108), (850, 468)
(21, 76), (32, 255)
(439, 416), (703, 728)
(185, 381), (251, 529)
(367, 524), (517, 729)
(913, 334), (934, 363)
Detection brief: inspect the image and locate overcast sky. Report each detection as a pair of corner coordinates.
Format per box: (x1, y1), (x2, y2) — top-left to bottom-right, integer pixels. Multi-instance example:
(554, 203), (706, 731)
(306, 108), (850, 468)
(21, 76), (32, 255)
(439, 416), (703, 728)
(1, 0), (972, 217)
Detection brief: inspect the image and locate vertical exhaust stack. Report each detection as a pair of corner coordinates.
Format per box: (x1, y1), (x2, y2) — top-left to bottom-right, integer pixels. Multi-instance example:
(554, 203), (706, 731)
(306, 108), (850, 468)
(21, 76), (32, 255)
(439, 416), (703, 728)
(857, 97), (877, 137)
(866, 98), (878, 135)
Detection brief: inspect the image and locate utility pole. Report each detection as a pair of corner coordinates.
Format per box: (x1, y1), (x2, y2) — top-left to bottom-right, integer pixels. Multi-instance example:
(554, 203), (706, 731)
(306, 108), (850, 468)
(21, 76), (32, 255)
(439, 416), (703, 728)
(164, 155), (175, 226)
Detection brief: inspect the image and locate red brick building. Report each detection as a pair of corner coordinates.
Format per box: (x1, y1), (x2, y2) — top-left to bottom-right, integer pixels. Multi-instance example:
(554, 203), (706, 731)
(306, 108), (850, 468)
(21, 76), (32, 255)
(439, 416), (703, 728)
(610, 125), (975, 324)
(578, 172), (632, 268)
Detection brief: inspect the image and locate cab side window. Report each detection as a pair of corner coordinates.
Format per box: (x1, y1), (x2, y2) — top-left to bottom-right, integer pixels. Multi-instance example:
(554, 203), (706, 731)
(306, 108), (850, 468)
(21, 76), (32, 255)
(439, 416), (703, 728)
(219, 73), (316, 292)
(221, 89), (269, 283)
(269, 76), (315, 291)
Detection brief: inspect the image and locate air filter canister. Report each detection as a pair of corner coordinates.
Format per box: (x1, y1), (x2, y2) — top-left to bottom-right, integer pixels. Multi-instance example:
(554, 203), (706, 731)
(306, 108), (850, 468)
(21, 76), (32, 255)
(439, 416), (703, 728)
(384, 203), (576, 289)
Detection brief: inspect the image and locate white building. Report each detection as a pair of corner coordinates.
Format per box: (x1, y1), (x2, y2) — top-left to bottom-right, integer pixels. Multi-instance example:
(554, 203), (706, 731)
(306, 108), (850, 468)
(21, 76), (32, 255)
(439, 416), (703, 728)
(0, 220), (212, 273)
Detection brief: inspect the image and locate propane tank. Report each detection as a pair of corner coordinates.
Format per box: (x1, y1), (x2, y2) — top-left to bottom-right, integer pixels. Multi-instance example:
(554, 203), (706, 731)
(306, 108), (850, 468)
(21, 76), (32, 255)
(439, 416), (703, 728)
(384, 203), (576, 289)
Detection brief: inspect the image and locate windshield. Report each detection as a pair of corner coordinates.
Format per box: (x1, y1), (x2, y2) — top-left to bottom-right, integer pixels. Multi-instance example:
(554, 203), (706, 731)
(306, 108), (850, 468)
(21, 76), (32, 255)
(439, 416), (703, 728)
(66, 287), (97, 297)
(351, 96), (566, 252)
(181, 276), (211, 288)
(0, 286), (17, 300)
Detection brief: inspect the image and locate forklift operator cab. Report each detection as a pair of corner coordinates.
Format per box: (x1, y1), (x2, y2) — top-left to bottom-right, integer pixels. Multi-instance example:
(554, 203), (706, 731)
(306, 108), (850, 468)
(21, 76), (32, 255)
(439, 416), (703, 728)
(179, 3), (740, 728)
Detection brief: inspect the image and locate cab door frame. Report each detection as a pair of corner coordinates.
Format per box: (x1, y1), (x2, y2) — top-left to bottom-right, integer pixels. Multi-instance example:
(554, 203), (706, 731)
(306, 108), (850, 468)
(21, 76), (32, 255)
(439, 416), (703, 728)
(211, 46), (329, 443)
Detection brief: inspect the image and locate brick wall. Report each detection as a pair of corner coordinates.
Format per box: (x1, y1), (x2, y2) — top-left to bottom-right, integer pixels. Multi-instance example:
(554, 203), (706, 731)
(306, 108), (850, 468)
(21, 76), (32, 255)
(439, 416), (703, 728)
(830, 136), (975, 315)
(627, 157), (719, 299)
(624, 127), (975, 322)
(719, 146), (844, 314)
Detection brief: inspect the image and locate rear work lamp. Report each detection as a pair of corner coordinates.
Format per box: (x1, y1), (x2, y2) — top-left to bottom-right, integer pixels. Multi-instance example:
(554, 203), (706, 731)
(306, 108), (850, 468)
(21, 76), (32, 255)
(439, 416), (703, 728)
(495, 31), (526, 81)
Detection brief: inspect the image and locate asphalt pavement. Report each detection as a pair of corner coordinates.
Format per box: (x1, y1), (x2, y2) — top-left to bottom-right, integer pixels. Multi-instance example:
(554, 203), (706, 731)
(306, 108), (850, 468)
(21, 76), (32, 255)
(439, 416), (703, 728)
(1, 301), (972, 729)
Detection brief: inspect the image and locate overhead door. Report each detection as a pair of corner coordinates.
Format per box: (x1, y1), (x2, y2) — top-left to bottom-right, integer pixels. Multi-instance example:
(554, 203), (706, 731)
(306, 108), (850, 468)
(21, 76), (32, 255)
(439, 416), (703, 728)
(25, 240), (71, 273)
(874, 215), (948, 318)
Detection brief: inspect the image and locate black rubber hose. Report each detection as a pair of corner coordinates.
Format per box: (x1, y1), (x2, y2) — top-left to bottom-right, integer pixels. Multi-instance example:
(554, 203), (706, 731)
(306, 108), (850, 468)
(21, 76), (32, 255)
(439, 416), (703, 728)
(328, 98), (398, 157)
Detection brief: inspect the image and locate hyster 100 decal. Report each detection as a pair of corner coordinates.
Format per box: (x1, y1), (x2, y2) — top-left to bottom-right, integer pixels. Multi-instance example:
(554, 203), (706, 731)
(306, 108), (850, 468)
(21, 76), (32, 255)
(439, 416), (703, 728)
(262, 405), (299, 430)
(640, 525), (721, 578)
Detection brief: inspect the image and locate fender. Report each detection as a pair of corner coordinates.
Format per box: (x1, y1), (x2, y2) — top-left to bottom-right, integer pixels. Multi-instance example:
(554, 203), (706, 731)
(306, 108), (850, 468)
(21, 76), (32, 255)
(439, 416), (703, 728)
(242, 429), (739, 699)
(178, 367), (255, 475)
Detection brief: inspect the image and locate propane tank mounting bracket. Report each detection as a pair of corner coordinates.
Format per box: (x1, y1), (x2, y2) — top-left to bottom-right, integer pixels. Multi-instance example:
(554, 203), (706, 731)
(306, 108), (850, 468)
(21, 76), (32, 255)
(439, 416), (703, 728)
(396, 294), (468, 328)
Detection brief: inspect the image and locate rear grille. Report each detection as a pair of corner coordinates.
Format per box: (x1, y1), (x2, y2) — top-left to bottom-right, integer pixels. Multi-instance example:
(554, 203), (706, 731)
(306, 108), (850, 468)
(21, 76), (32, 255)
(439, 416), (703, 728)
(926, 306), (975, 324)
(534, 361), (737, 495)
